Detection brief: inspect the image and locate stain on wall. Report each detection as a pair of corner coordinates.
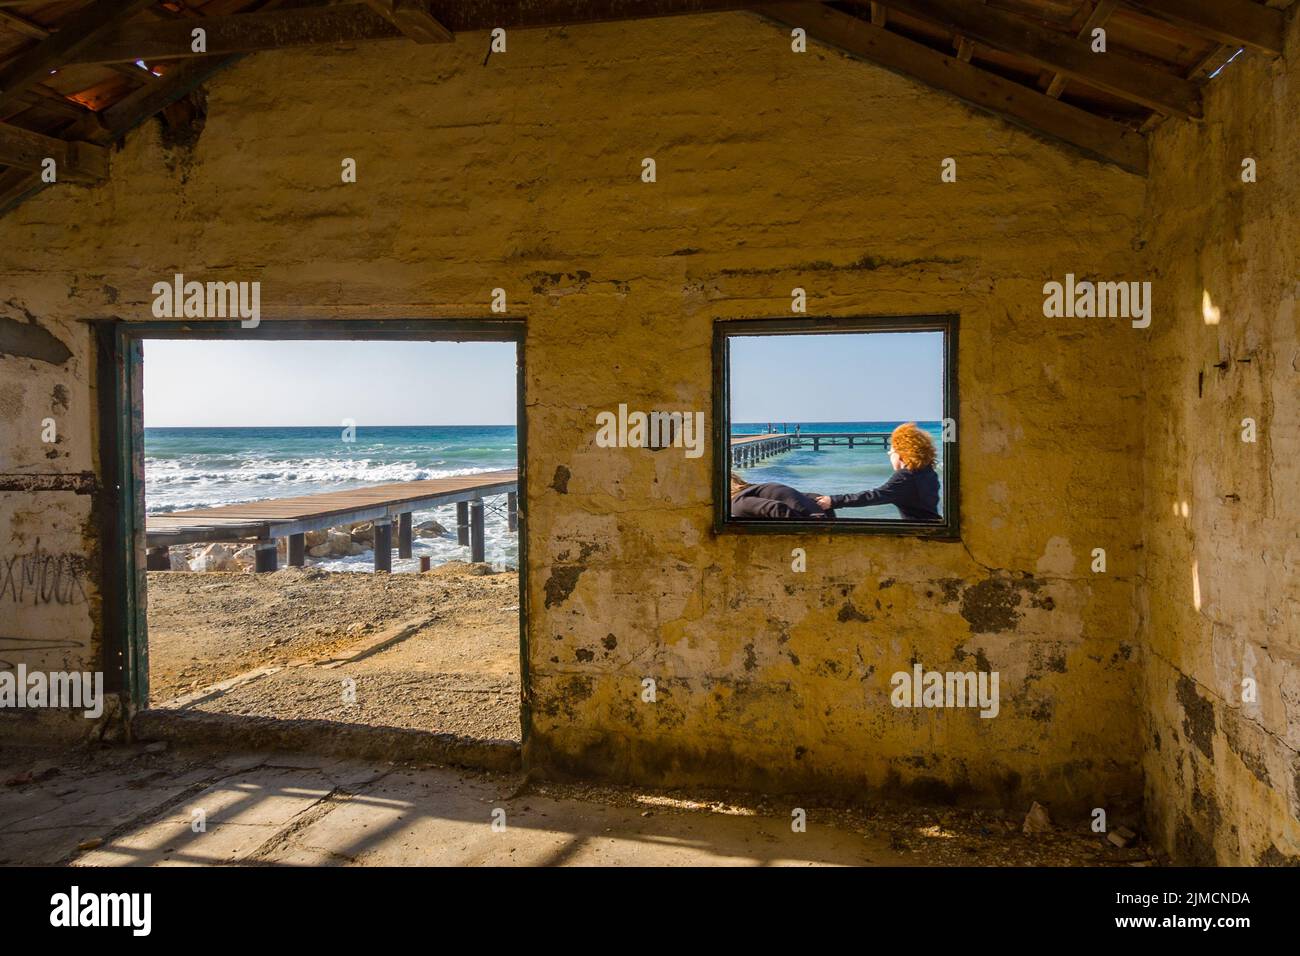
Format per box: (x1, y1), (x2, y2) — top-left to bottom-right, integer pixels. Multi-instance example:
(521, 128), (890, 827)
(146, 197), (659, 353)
(0, 16), (1149, 813)
(0, 305), (72, 366)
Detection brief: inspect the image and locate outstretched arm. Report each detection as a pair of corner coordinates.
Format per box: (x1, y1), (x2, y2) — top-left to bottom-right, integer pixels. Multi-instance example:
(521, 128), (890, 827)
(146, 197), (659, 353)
(828, 471), (909, 510)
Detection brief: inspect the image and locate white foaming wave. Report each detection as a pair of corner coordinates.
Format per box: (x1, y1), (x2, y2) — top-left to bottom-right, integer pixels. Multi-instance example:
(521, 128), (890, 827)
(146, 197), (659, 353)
(145, 460), (504, 487)
(144, 463), (511, 513)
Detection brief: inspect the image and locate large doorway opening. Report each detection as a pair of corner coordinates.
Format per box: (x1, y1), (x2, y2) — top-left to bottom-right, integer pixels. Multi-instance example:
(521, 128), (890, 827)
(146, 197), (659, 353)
(98, 320), (529, 751)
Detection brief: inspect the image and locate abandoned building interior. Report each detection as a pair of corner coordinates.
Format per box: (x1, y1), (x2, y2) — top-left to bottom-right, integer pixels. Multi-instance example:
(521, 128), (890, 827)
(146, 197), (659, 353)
(0, 0), (1297, 869)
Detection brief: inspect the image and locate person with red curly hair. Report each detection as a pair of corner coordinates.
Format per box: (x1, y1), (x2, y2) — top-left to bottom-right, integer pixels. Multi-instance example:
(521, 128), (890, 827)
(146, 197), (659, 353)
(813, 422), (940, 520)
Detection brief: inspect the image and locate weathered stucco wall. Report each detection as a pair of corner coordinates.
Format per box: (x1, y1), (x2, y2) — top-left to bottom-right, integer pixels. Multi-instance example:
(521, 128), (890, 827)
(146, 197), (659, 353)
(0, 15), (1148, 812)
(1138, 11), (1300, 864)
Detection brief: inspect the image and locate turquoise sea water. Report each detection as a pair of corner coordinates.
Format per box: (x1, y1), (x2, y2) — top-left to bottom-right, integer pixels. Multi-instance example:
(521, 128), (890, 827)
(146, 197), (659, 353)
(731, 421), (945, 519)
(144, 425), (519, 570)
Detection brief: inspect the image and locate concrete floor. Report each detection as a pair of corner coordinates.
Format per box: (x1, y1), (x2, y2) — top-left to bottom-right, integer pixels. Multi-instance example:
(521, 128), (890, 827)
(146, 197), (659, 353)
(0, 744), (1151, 867)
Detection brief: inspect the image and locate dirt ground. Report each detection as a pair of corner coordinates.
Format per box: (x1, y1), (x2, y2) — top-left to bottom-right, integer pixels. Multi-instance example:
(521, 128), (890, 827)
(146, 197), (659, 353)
(0, 744), (1156, 867)
(146, 564), (521, 741)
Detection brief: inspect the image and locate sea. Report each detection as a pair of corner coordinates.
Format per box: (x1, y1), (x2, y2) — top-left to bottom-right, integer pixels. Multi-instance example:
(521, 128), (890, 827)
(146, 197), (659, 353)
(144, 425), (519, 572)
(144, 420), (943, 573)
(731, 421), (945, 519)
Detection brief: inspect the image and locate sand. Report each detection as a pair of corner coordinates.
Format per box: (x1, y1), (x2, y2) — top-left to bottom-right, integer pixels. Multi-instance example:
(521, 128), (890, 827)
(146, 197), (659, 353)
(145, 563), (521, 741)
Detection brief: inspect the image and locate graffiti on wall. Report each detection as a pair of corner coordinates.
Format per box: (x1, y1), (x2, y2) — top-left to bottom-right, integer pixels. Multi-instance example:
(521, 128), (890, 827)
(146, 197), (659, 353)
(0, 540), (89, 607)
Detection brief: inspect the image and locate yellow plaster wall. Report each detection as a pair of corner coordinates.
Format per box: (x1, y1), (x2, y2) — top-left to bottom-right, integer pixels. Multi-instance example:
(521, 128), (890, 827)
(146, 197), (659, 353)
(1138, 11), (1300, 864)
(0, 14), (1147, 811)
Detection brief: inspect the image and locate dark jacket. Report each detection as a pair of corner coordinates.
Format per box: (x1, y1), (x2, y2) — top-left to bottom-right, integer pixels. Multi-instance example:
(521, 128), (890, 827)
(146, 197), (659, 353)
(731, 483), (835, 520)
(830, 467), (940, 521)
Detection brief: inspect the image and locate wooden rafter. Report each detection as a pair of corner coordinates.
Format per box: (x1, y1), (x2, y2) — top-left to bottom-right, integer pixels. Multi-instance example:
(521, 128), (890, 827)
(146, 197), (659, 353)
(0, 8), (51, 40)
(879, 0), (1201, 117)
(0, 0), (158, 114)
(4, 0), (1282, 217)
(0, 119), (107, 181)
(95, 52), (240, 138)
(1045, 0), (1117, 99)
(363, 0), (452, 44)
(65, 0), (838, 65)
(757, 2), (1147, 174)
(0, 6), (164, 90)
(1124, 0), (1285, 57)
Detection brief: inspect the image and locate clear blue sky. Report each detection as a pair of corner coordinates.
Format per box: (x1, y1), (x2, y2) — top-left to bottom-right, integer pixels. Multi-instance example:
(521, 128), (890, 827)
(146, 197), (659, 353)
(730, 331), (943, 422)
(143, 340), (518, 426)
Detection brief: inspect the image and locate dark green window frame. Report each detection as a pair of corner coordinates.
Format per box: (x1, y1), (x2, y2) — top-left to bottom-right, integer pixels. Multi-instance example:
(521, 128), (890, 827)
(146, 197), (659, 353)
(712, 314), (960, 539)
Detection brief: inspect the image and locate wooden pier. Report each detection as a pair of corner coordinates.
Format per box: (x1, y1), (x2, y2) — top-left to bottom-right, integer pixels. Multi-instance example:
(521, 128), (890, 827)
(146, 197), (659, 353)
(145, 470), (518, 572)
(729, 433), (892, 467)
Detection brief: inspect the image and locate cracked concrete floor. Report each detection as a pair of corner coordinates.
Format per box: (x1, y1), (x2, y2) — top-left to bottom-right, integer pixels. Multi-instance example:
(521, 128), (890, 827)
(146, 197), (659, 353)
(0, 744), (1152, 867)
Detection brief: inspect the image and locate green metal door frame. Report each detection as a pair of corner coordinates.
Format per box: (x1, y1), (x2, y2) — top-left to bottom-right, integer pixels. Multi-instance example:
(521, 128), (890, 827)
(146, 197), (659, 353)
(94, 318), (532, 743)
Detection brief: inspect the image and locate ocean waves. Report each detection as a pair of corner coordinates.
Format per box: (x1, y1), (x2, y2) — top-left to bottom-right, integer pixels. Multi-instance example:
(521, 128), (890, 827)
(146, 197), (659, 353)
(143, 425), (518, 522)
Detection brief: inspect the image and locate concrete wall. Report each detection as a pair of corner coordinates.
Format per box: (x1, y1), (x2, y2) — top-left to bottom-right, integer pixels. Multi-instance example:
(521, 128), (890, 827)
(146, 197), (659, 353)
(0, 15), (1148, 813)
(1137, 11), (1300, 864)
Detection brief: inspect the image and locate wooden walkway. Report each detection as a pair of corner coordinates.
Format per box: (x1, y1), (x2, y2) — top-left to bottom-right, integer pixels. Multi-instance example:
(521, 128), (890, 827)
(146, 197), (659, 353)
(729, 433), (892, 467)
(146, 469), (518, 571)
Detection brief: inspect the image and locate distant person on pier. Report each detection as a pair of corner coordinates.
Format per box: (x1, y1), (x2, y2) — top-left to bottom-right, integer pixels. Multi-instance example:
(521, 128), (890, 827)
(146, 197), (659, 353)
(813, 422), (940, 521)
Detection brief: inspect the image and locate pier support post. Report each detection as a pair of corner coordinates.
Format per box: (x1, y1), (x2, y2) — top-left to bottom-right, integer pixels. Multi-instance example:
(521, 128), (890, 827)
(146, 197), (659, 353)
(457, 501), (469, 545)
(398, 512), (413, 559)
(254, 539), (278, 573)
(374, 519), (392, 572)
(470, 499), (485, 563)
(814, 437), (820, 451)
(507, 492), (518, 532)
(287, 533), (305, 567)
(146, 546), (170, 571)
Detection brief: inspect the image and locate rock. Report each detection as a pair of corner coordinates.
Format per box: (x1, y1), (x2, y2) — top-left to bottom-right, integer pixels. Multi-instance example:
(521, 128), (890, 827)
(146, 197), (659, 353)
(168, 550), (189, 571)
(193, 543), (237, 572)
(1022, 801), (1053, 835)
(414, 519), (448, 537)
(76, 837), (103, 851)
(349, 521), (375, 542)
(231, 545), (256, 568)
(326, 529), (353, 556)
(347, 542), (368, 556)
(144, 741), (167, 753)
(1107, 825), (1137, 848)
(424, 559), (493, 578)
(308, 543), (332, 558)
(305, 530), (327, 547)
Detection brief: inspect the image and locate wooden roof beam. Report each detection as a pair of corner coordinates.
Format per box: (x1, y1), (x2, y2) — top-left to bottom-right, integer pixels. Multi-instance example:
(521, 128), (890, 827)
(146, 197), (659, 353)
(1045, 0), (1117, 99)
(363, 0), (452, 44)
(0, 7), (52, 40)
(0, 0), (158, 114)
(1123, 0), (1285, 58)
(0, 120), (108, 182)
(67, 0), (831, 65)
(879, 0), (1201, 117)
(757, 2), (1147, 174)
(0, 7), (165, 91)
